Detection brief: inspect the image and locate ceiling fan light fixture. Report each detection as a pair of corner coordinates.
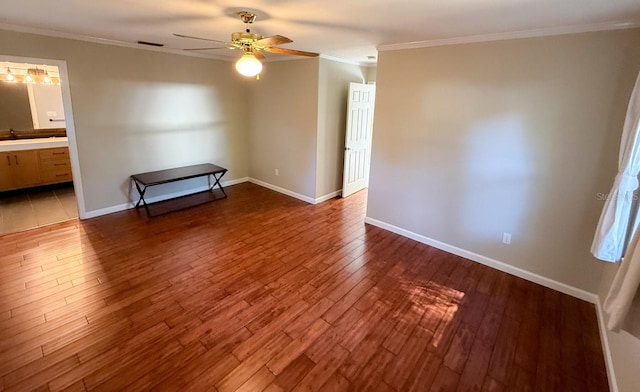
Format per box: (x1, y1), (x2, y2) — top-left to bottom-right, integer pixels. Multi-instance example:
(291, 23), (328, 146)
(235, 52), (262, 77)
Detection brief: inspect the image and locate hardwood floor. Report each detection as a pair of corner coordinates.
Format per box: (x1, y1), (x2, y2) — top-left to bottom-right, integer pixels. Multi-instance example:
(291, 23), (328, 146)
(0, 182), (609, 391)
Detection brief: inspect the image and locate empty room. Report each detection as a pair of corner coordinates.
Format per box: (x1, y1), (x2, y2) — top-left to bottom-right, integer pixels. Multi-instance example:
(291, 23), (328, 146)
(1, 1), (640, 391)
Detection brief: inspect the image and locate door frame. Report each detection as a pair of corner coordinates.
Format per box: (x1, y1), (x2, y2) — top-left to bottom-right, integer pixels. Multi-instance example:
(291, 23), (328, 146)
(0, 54), (87, 219)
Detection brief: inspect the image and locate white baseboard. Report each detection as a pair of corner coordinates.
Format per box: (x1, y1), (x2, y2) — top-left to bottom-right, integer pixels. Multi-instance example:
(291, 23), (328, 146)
(248, 178), (316, 204)
(315, 190), (342, 203)
(594, 296), (619, 392)
(364, 216), (597, 303)
(83, 177), (249, 219)
(247, 178), (341, 205)
(219, 177), (249, 187)
(83, 202), (130, 219)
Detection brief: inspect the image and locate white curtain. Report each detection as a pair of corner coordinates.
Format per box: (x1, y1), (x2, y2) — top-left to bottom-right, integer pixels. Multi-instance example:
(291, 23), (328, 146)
(592, 71), (640, 262)
(604, 229), (640, 330)
(596, 70), (640, 331)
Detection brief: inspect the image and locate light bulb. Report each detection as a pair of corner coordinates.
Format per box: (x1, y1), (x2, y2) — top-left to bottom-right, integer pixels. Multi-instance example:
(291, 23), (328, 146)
(43, 72), (52, 85)
(24, 74), (35, 84)
(235, 53), (262, 77)
(6, 68), (15, 82)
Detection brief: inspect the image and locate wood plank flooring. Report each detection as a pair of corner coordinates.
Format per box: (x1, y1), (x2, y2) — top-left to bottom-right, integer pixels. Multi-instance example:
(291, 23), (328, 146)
(0, 182), (609, 391)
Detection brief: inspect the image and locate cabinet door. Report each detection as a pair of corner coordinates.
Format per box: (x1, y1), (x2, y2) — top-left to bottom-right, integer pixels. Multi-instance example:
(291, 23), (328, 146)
(11, 150), (41, 187)
(0, 153), (12, 191)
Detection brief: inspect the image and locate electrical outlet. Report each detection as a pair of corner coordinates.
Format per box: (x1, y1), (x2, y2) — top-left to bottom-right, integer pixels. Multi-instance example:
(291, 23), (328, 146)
(275, 169), (279, 176)
(502, 232), (512, 245)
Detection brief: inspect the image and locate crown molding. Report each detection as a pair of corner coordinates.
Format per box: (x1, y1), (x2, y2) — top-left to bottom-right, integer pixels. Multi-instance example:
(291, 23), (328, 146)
(319, 54), (376, 67)
(377, 20), (640, 52)
(0, 22), (233, 62)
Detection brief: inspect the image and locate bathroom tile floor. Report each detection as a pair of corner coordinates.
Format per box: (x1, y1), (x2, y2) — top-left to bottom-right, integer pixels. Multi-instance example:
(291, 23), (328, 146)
(0, 183), (78, 235)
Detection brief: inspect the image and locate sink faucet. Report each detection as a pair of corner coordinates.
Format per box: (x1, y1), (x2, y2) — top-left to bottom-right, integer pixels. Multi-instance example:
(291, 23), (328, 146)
(9, 129), (15, 139)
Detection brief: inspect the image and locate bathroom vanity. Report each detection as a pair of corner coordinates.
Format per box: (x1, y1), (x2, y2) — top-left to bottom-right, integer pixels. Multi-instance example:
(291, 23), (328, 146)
(0, 136), (71, 192)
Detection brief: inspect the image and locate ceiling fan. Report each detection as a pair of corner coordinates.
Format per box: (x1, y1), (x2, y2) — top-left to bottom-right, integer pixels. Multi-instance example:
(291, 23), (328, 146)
(174, 11), (319, 78)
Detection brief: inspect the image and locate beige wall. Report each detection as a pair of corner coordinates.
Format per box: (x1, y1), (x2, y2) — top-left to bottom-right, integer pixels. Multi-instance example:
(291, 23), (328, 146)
(365, 66), (377, 83)
(368, 29), (640, 293)
(0, 29), (249, 213)
(371, 31), (640, 389)
(248, 57), (365, 200)
(316, 58), (366, 198)
(248, 58), (320, 198)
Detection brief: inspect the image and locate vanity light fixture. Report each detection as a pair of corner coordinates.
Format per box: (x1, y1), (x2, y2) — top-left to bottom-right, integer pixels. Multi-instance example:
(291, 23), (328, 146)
(5, 67), (15, 82)
(42, 71), (53, 85)
(2, 64), (62, 85)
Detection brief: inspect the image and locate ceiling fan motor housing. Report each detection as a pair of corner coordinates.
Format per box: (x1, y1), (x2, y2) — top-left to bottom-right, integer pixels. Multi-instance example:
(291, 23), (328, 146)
(231, 31), (263, 44)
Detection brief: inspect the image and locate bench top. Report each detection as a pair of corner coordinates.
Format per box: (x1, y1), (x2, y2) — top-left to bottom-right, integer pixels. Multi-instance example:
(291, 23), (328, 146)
(131, 163), (227, 186)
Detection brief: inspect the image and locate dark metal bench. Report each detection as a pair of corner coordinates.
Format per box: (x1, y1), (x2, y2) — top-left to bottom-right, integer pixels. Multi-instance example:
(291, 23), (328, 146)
(131, 163), (227, 217)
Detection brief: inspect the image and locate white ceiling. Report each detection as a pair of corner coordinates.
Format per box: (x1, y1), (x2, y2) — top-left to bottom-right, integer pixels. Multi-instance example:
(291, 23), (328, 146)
(1, 0), (639, 64)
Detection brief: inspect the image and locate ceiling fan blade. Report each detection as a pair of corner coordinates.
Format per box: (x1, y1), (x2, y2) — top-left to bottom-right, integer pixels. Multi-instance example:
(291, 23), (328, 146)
(254, 35), (293, 48)
(265, 47), (319, 57)
(183, 47), (230, 51)
(254, 51), (265, 60)
(173, 33), (229, 44)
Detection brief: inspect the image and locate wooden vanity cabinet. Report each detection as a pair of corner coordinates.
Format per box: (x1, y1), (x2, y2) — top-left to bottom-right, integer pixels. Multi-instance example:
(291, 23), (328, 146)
(39, 148), (72, 185)
(0, 147), (71, 192)
(0, 150), (42, 191)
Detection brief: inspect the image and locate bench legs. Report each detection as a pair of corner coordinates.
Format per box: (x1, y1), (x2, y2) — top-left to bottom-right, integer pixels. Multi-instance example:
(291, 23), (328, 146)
(132, 179), (151, 217)
(208, 172), (228, 199)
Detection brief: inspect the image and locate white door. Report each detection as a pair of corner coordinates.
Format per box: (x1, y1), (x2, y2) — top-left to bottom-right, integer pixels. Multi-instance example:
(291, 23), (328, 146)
(342, 82), (376, 197)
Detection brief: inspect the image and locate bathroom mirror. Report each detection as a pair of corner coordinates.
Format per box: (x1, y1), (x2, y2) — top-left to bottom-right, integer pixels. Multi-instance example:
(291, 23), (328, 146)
(0, 61), (65, 133)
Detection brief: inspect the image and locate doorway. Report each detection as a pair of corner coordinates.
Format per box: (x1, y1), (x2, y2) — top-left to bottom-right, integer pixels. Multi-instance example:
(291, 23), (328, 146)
(0, 56), (84, 235)
(342, 82), (376, 198)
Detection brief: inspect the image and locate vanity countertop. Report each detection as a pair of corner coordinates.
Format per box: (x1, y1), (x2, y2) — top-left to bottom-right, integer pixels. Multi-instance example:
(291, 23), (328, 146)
(0, 137), (69, 152)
